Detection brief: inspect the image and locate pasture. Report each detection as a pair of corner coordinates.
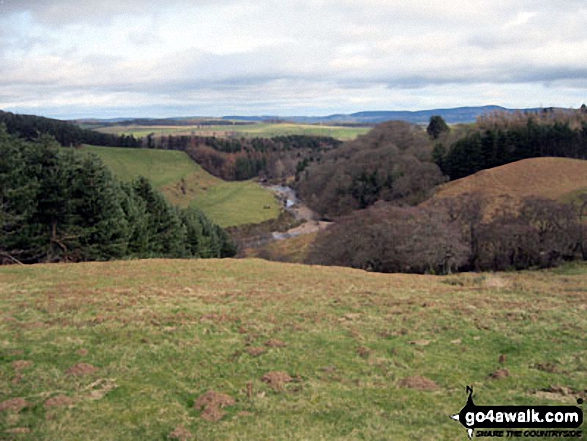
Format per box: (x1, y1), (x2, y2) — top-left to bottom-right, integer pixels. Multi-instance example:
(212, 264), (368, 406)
(94, 122), (370, 141)
(82, 146), (281, 227)
(1, 259), (585, 440)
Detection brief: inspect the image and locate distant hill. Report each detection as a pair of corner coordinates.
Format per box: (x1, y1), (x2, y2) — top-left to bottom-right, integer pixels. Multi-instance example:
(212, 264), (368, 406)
(71, 105), (554, 127)
(223, 105), (546, 125)
(428, 157), (587, 216)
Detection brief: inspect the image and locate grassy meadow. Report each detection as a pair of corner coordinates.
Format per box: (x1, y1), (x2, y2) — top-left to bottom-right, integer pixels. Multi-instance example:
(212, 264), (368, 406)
(1, 259), (586, 440)
(82, 146), (281, 227)
(94, 122), (370, 141)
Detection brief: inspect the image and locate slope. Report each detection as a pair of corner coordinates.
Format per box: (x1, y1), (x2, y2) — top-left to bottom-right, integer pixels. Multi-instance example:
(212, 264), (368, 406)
(1, 259), (585, 440)
(82, 146), (281, 227)
(431, 157), (587, 208)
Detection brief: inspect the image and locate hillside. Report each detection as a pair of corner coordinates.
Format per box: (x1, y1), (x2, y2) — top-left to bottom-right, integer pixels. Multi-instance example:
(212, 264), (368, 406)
(1, 259), (586, 440)
(431, 157), (587, 210)
(82, 146), (281, 227)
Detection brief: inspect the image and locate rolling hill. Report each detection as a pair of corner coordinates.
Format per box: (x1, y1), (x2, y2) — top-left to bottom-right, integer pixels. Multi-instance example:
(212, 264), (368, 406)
(81, 146), (281, 228)
(430, 157), (587, 211)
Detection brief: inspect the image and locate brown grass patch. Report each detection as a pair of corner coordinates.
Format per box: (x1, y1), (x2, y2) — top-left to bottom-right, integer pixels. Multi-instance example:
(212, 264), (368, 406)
(168, 425), (193, 440)
(0, 398), (30, 412)
(262, 371), (293, 391)
(44, 395), (74, 408)
(83, 379), (118, 400)
(5, 427), (31, 434)
(409, 340), (431, 346)
(66, 363), (98, 376)
(77, 348), (89, 356)
(398, 376), (439, 391)
(194, 390), (235, 422)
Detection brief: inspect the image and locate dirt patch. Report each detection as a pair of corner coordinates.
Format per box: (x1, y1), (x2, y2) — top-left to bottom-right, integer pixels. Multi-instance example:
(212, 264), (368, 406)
(0, 398), (30, 412)
(77, 348), (89, 356)
(246, 347), (266, 357)
(194, 390), (235, 422)
(532, 362), (558, 373)
(169, 425), (193, 440)
(489, 368), (510, 379)
(66, 363), (98, 376)
(12, 360), (33, 371)
(398, 376), (439, 391)
(262, 371), (293, 391)
(534, 386), (583, 403)
(264, 339), (286, 348)
(44, 395), (74, 408)
(541, 385), (574, 396)
(356, 346), (371, 358)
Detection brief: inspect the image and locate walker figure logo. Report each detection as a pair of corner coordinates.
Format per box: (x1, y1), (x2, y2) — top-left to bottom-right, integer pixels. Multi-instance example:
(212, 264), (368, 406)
(451, 386), (583, 439)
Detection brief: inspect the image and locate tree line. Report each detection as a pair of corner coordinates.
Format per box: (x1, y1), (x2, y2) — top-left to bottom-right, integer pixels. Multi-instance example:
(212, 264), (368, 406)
(434, 109), (587, 180)
(308, 193), (587, 274)
(0, 127), (235, 264)
(0, 110), (141, 148)
(150, 134), (342, 181)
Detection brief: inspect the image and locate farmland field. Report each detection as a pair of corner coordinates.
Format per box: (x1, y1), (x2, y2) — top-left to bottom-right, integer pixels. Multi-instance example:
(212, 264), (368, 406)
(94, 122), (371, 141)
(82, 146), (281, 227)
(1, 259), (585, 440)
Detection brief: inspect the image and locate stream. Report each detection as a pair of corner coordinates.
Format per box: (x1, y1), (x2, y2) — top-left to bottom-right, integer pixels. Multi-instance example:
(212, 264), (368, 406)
(266, 185), (331, 240)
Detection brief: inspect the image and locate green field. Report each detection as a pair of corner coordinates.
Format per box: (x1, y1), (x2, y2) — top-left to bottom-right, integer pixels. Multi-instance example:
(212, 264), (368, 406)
(1, 259), (585, 440)
(95, 122), (370, 141)
(82, 146), (281, 227)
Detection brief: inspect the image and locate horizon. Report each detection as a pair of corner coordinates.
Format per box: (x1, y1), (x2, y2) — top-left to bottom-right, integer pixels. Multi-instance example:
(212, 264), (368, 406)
(2, 104), (575, 122)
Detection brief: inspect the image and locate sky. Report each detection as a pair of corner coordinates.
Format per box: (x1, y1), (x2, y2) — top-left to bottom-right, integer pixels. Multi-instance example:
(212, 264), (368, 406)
(1, 0), (587, 119)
